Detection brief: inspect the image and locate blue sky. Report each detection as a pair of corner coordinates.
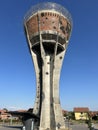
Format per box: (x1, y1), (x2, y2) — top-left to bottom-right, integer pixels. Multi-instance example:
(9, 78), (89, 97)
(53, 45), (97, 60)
(0, 0), (98, 111)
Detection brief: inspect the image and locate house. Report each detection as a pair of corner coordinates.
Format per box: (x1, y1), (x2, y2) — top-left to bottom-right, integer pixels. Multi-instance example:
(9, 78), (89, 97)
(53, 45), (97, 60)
(0, 109), (24, 120)
(74, 107), (89, 120)
(90, 111), (98, 120)
(0, 109), (11, 120)
(62, 110), (68, 116)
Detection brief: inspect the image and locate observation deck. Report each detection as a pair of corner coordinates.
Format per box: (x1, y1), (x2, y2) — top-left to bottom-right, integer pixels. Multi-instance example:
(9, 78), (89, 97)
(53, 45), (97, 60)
(24, 2), (72, 54)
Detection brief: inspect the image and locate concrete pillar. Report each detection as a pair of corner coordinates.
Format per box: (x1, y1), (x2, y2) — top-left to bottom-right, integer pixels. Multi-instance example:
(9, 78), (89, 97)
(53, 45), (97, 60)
(40, 55), (51, 129)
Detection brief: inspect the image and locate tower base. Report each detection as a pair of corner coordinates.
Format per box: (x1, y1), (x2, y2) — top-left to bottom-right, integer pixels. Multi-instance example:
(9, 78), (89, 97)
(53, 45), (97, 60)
(39, 127), (72, 130)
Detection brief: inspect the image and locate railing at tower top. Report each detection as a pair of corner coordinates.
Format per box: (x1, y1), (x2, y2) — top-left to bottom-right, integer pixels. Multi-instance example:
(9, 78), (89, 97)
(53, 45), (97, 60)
(24, 2), (73, 27)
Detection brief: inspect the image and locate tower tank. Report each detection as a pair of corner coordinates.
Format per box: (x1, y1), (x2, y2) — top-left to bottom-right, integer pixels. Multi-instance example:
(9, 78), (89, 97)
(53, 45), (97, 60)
(24, 2), (72, 55)
(24, 2), (72, 130)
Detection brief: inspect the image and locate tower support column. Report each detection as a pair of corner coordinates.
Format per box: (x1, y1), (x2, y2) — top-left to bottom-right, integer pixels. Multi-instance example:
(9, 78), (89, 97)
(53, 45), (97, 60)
(40, 55), (51, 130)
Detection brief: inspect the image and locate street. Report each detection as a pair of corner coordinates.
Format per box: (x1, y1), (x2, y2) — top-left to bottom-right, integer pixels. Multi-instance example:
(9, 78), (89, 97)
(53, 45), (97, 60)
(0, 125), (22, 130)
(0, 124), (98, 130)
(71, 123), (98, 130)
(0, 124), (90, 130)
(71, 124), (89, 130)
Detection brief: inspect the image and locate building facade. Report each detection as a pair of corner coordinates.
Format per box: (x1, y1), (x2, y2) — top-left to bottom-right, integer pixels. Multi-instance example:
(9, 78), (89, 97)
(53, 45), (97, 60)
(74, 107), (89, 120)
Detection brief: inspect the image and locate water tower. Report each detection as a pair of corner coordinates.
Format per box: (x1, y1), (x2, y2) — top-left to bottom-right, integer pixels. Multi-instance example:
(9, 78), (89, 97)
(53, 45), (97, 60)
(24, 2), (72, 130)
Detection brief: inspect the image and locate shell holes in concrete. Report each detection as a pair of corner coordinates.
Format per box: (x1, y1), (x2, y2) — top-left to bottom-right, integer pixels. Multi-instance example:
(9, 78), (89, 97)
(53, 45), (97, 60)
(47, 62), (50, 64)
(53, 26), (56, 29)
(41, 13), (44, 17)
(46, 72), (49, 75)
(60, 56), (62, 59)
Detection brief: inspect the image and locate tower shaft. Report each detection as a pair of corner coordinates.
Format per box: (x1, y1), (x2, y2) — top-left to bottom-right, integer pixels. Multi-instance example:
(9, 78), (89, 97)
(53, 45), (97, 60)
(30, 41), (66, 130)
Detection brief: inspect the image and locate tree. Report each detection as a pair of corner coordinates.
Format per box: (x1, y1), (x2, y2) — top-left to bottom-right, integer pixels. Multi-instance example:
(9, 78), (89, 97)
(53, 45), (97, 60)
(67, 112), (75, 120)
(3, 108), (8, 112)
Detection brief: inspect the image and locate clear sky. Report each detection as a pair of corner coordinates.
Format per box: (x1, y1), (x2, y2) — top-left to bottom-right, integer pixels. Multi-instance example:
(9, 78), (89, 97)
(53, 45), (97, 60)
(0, 0), (98, 111)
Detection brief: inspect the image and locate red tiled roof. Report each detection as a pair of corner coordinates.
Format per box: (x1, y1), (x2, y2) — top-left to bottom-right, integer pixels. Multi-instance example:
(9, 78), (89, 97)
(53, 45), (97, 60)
(90, 111), (98, 116)
(0, 109), (7, 113)
(62, 110), (68, 115)
(74, 107), (89, 112)
(17, 110), (27, 112)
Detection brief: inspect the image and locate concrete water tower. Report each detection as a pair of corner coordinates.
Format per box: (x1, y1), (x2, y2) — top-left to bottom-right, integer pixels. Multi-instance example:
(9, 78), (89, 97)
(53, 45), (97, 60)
(24, 2), (72, 130)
